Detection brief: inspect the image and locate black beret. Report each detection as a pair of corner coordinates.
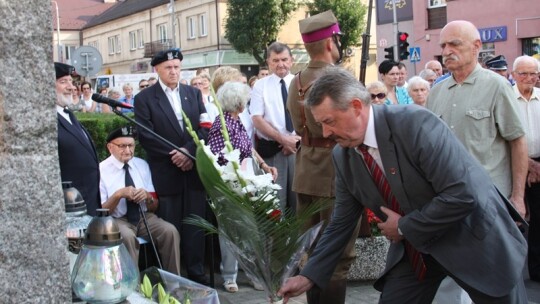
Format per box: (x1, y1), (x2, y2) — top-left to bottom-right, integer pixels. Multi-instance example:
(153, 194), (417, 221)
(151, 48), (183, 66)
(55, 62), (75, 79)
(106, 125), (137, 142)
(378, 60), (399, 74)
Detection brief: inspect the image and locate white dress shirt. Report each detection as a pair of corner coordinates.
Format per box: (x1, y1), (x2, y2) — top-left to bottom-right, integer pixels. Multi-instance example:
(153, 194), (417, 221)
(357, 105), (385, 171)
(99, 155), (154, 218)
(56, 105), (72, 124)
(159, 79), (183, 128)
(514, 85), (540, 158)
(249, 73), (295, 140)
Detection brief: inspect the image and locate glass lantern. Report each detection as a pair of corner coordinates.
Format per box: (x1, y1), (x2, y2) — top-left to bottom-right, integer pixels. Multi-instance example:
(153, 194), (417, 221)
(71, 209), (139, 303)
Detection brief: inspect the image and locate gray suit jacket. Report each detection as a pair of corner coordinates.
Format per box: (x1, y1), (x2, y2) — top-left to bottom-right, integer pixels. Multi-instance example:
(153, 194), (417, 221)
(300, 105), (526, 297)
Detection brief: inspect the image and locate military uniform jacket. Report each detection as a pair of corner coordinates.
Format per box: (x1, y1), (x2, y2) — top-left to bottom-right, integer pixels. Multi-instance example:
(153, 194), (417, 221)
(287, 60), (335, 197)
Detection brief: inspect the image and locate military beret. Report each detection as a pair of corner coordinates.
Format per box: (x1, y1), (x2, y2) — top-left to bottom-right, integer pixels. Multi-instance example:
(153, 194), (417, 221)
(106, 125), (137, 142)
(151, 48), (183, 66)
(55, 62), (75, 79)
(299, 10), (341, 43)
(485, 55), (508, 70)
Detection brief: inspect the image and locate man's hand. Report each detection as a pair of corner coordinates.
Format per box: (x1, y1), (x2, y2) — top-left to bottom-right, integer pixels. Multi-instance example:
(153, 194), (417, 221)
(277, 275), (313, 303)
(378, 206), (404, 243)
(123, 186), (147, 203)
(169, 148), (193, 171)
(509, 195), (527, 219)
(280, 134), (301, 155)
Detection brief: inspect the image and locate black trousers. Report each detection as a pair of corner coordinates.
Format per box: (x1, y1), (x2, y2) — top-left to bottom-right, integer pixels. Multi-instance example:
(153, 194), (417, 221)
(157, 190), (207, 280)
(378, 254), (528, 304)
(526, 173), (540, 279)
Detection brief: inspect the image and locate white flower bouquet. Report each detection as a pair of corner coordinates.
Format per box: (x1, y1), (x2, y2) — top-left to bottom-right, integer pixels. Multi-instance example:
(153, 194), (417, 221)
(182, 101), (326, 303)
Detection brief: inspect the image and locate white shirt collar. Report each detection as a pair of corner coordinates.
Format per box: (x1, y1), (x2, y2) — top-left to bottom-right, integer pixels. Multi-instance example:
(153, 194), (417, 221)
(159, 78), (179, 93)
(363, 105), (377, 149)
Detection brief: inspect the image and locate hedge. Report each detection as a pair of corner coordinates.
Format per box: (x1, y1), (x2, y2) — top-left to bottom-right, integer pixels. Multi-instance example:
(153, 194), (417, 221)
(76, 112), (146, 162)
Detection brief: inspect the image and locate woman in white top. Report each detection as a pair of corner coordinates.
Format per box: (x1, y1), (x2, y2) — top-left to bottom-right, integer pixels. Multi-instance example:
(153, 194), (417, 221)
(80, 81), (97, 112)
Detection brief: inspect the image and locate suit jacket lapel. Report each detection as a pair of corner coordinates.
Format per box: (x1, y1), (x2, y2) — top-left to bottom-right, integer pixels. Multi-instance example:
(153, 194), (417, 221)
(373, 106), (413, 213)
(57, 112), (97, 160)
(155, 85), (184, 138)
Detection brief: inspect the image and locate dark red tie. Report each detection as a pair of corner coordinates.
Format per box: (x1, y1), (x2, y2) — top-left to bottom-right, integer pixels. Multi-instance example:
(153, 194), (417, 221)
(358, 144), (427, 281)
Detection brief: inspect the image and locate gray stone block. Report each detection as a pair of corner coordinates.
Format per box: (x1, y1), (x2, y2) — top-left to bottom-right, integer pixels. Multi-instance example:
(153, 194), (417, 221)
(0, 0), (71, 302)
(348, 237), (390, 281)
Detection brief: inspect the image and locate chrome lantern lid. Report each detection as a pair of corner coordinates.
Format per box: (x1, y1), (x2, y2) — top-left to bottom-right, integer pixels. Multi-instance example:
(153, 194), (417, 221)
(62, 181), (86, 216)
(84, 209), (123, 247)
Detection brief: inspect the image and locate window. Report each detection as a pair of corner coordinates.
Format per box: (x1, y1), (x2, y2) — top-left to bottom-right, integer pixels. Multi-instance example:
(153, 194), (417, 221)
(428, 0), (446, 8)
(88, 41), (98, 49)
(129, 31), (137, 50)
(137, 29), (144, 48)
(199, 14), (207, 37)
(116, 35), (121, 53)
(158, 24), (168, 43)
(107, 35), (121, 55)
(187, 16), (196, 39)
(522, 38), (540, 59)
(64, 45), (76, 60)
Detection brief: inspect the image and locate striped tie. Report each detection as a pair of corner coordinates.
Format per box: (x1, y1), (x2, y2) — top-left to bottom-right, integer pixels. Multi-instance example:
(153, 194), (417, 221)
(358, 144), (427, 281)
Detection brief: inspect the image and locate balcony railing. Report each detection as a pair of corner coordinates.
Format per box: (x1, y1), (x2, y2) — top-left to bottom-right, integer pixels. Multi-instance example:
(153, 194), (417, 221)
(144, 39), (173, 58)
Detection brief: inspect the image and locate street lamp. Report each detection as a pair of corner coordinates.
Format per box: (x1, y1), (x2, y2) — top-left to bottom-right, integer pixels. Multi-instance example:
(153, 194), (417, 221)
(51, 1), (62, 62)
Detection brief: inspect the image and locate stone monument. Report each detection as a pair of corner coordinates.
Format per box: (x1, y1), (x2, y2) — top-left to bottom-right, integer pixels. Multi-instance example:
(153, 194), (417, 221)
(0, 1), (71, 302)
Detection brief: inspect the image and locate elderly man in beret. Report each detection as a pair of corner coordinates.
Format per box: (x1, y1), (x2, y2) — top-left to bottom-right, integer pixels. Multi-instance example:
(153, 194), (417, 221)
(99, 126), (181, 274)
(286, 10), (360, 303)
(134, 48), (210, 284)
(55, 62), (101, 216)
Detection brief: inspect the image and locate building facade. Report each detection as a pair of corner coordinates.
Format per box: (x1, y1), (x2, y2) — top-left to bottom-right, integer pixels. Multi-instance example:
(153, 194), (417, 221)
(52, 0), (380, 83)
(375, 0), (540, 76)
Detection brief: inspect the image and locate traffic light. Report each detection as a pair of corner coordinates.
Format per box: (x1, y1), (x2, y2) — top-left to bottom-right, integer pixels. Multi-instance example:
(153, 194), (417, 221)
(384, 46), (394, 61)
(398, 32), (410, 61)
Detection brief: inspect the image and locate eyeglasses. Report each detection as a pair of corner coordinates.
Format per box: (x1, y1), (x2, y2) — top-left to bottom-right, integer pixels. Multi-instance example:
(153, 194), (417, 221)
(515, 72), (539, 78)
(371, 93), (387, 100)
(139, 85), (149, 88)
(110, 143), (135, 150)
(192, 82), (202, 86)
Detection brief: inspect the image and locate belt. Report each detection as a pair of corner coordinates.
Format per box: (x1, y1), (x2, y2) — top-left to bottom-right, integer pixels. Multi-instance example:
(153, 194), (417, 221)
(301, 136), (336, 148)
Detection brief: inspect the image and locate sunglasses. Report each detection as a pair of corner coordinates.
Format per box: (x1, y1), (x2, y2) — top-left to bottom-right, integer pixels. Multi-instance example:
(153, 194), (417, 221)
(371, 93), (386, 100)
(139, 85), (149, 88)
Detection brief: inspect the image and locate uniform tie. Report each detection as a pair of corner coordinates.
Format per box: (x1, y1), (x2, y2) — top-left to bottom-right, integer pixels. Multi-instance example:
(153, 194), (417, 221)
(358, 144), (427, 281)
(123, 163), (140, 225)
(280, 79), (293, 132)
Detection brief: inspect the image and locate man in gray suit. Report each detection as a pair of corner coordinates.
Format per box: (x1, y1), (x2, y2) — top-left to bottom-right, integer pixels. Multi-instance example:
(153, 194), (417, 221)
(278, 67), (528, 303)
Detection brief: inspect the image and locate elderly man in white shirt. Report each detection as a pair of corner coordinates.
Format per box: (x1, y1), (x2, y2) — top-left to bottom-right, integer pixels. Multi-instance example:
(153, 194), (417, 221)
(250, 42), (300, 212)
(99, 126), (181, 275)
(512, 55), (540, 282)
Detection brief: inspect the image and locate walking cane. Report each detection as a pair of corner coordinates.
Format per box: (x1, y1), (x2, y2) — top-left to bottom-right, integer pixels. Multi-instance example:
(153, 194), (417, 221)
(138, 205), (163, 269)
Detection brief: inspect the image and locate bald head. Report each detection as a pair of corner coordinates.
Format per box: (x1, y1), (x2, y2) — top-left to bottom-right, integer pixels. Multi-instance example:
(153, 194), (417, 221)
(425, 60), (443, 77)
(439, 20), (481, 79)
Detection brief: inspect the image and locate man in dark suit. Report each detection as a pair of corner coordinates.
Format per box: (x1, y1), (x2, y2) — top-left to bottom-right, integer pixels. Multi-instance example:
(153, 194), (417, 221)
(55, 62), (101, 216)
(278, 68), (528, 303)
(134, 49), (209, 284)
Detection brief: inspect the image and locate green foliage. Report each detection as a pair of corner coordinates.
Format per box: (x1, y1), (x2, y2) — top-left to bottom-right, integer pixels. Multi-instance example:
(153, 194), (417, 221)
(75, 113), (146, 161)
(305, 0), (368, 52)
(225, 0), (297, 65)
(140, 275), (154, 299)
(140, 274), (181, 304)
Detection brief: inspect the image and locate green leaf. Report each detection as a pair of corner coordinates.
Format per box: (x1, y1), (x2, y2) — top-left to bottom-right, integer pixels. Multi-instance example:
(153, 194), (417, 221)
(157, 283), (167, 303)
(140, 274), (153, 299)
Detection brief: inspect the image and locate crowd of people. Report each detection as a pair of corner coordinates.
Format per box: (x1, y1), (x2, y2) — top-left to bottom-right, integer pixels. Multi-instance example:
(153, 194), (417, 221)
(54, 11), (540, 304)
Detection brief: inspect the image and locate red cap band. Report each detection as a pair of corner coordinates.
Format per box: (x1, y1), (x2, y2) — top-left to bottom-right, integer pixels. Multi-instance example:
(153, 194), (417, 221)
(301, 24), (341, 43)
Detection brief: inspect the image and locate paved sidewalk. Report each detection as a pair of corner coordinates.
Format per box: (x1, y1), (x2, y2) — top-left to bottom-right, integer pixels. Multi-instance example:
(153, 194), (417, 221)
(215, 270), (540, 304)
